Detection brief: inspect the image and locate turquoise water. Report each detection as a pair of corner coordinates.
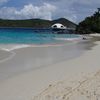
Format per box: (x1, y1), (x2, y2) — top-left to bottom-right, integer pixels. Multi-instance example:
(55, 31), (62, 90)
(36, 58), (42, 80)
(0, 28), (79, 44)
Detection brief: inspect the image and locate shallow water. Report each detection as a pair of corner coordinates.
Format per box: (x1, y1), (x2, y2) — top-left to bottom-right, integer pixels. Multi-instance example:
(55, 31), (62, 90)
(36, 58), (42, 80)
(0, 28), (93, 81)
(0, 28), (79, 44)
(0, 39), (94, 81)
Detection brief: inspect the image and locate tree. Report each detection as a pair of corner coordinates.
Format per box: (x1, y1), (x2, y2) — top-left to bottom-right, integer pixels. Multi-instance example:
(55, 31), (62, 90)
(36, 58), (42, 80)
(76, 8), (100, 34)
(97, 8), (100, 13)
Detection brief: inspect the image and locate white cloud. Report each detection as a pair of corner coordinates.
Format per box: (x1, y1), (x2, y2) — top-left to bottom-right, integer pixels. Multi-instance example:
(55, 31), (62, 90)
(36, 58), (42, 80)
(0, 0), (99, 23)
(47, 0), (100, 23)
(0, 3), (56, 20)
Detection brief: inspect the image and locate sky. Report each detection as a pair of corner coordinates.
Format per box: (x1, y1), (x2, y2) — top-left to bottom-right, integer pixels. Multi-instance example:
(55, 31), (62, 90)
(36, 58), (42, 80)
(0, 0), (99, 23)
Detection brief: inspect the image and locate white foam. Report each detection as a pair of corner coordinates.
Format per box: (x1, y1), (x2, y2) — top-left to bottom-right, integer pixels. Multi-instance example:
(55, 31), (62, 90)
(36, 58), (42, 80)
(0, 44), (32, 63)
(54, 37), (82, 41)
(0, 44), (32, 51)
(8, 45), (31, 51)
(0, 48), (10, 52)
(0, 51), (16, 63)
(0, 47), (16, 63)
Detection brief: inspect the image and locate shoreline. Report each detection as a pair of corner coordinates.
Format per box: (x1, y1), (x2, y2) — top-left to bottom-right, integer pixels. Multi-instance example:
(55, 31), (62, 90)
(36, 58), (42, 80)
(0, 36), (99, 100)
(0, 37), (86, 64)
(0, 40), (87, 81)
(0, 37), (83, 51)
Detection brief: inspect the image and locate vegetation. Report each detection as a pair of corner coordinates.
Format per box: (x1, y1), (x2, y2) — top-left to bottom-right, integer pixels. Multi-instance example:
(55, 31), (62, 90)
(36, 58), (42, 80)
(76, 8), (100, 34)
(0, 18), (76, 29)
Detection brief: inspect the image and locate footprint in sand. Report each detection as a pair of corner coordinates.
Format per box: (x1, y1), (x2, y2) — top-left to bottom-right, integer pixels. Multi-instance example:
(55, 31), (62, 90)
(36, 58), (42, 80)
(33, 71), (100, 100)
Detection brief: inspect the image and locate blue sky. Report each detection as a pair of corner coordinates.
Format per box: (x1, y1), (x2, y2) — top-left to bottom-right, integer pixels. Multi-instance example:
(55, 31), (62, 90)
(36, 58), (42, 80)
(0, 0), (99, 23)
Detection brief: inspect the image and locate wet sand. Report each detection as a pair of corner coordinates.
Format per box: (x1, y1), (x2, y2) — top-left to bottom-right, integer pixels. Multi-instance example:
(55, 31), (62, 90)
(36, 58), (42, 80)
(0, 38), (99, 100)
(0, 49), (13, 61)
(0, 41), (90, 81)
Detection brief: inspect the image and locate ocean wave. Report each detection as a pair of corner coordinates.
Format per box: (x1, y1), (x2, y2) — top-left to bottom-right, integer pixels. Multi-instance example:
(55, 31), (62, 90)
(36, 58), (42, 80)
(8, 45), (31, 51)
(0, 44), (32, 51)
(0, 44), (32, 63)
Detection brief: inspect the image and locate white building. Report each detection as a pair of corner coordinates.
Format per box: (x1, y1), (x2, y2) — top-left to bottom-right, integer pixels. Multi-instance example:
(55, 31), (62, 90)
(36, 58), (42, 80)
(51, 23), (67, 30)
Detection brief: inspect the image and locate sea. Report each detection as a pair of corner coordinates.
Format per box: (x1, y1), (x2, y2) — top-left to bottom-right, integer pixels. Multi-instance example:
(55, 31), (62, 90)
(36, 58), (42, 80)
(0, 28), (90, 82)
(0, 28), (80, 44)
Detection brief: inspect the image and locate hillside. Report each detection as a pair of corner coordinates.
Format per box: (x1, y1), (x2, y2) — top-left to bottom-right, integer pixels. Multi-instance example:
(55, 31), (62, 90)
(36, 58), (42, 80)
(52, 18), (76, 29)
(0, 18), (76, 29)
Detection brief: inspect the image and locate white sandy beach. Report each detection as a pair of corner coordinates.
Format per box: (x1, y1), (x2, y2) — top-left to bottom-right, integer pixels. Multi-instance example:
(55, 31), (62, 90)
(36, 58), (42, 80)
(0, 39), (100, 100)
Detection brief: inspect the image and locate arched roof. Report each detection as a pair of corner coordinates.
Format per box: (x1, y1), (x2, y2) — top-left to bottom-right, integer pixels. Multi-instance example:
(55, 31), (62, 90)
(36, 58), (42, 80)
(51, 23), (66, 29)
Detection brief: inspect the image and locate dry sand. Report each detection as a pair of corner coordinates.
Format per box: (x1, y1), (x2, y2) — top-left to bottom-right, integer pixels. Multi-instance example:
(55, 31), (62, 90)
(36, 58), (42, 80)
(0, 40), (100, 100)
(32, 41), (100, 100)
(90, 33), (100, 37)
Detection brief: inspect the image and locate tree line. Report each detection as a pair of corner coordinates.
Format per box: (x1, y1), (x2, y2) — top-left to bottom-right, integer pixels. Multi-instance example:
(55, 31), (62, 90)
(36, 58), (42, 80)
(76, 8), (100, 34)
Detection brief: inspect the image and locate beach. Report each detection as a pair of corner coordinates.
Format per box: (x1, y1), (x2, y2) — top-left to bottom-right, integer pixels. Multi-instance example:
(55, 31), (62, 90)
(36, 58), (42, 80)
(0, 37), (100, 100)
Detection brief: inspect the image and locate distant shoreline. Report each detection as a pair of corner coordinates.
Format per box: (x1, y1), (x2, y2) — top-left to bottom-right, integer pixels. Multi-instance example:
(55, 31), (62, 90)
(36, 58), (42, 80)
(0, 18), (76, 29)
(0, 26), (40, 29)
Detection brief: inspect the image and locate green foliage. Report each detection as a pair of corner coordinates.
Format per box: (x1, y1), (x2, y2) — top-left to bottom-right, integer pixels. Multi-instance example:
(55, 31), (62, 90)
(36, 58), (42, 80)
(0, 18), (76, 29)
(0, 19), (51, 28)
(76, 8), (100, 34)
